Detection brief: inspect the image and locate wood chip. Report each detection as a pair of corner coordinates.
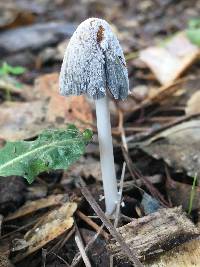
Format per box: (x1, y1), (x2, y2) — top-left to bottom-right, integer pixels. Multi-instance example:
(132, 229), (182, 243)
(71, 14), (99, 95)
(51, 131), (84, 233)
(108, 207), (199, 261)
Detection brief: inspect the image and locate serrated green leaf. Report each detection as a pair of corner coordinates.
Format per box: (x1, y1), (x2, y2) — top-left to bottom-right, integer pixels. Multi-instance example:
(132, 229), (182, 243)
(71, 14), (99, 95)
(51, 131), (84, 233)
(0, 125), (93, 183)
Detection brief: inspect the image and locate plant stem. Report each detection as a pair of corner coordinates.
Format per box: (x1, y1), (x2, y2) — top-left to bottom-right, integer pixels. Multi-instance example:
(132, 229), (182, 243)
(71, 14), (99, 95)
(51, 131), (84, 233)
(188, 173), (198, 215)
(95, 96), (118, 214)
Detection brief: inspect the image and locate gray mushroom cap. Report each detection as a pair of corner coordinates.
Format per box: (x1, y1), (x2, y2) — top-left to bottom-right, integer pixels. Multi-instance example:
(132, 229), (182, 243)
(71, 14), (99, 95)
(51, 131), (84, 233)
(59, 18), (129, 100)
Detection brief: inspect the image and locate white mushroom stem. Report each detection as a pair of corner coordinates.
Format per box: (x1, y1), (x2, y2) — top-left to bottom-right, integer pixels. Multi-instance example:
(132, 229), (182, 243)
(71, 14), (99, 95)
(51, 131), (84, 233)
(95, 96), (118, 215)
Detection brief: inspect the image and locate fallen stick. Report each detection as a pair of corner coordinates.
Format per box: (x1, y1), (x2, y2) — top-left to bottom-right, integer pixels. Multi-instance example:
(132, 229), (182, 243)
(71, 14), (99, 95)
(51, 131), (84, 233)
(109, 207), (199, 261)
(76, 210), (109, 240)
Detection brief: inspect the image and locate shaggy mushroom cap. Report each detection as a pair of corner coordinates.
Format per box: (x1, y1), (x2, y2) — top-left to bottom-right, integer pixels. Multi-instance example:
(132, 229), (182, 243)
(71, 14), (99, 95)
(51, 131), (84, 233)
(59, 18), (129, 100)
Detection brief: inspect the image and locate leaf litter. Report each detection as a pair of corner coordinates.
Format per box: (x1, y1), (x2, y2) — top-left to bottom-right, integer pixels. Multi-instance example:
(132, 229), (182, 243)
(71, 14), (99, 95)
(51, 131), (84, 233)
(1, 1), (200, 267)
(12, 201), (77, 263)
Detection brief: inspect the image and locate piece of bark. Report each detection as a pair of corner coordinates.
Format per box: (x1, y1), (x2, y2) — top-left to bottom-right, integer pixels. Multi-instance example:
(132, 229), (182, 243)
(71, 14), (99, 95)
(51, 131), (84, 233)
(145, 238), (200, 267)
(108, 207), (199, 261)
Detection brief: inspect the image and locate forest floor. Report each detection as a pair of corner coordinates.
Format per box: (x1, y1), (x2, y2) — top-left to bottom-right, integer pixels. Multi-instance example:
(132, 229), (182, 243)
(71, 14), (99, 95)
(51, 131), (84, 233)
(0, 0), (200, 266)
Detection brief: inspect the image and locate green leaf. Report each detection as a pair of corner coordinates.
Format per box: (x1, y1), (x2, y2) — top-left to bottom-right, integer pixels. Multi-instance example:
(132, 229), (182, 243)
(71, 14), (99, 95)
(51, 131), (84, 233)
(188, 18), (200, 29)
(7, 65), (26, 75)
(186, 29), (200, 46)
(0, 125), (93, 183)
(186, 18), (200, 46)
(0, 62), (26, 76)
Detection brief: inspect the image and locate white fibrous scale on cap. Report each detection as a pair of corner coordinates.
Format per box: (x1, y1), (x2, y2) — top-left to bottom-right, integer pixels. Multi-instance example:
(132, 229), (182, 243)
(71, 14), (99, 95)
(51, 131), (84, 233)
(59, 18), (129, 100)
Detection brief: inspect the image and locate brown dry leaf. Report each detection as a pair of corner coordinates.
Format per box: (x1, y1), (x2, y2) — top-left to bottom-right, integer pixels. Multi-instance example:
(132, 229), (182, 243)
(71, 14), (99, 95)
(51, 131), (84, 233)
(186, 90), (200, 115)
(140, 32), (199, 85)
(33, 73), (93, 128)
(0, 73), (93, 140)
(5, 194), (68, 221)
(0, 100), (48, 140)
(12, 202), (77, 262)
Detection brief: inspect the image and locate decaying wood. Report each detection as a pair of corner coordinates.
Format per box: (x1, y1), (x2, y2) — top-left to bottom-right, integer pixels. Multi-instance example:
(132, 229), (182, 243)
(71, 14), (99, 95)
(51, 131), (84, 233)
(145, 238), (200, 267)
(109, 207), (199, 261)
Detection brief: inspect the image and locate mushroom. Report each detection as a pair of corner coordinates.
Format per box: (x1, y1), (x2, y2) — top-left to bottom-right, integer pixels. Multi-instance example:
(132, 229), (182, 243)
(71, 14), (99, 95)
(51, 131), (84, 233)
(59, 18), (129, 214)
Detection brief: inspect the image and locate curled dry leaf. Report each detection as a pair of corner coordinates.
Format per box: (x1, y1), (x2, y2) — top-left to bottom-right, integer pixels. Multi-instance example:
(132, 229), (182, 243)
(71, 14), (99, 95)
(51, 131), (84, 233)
(5, 194), (68, 221)
(140, 32), (199, 85)
(12, 202), (77, 262)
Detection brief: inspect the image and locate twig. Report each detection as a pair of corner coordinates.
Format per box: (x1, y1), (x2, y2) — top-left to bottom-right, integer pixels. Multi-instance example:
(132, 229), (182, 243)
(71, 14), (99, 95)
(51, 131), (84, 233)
(74, 222), (92, 267)
(118, 110), (128, 151)
(71, 224), (105, 267)
(76, 210), (109, 239)
(114, 162), (126, 228)
(78, 178), (144, 267)
(128, 113), (200, 144)
(122, 147), (169, 207)
(48, 226), (75, 254)
(128, 77), (189, 116)
(188, 173), (198, 215)
(110, 162), (126, 267)
(0, 218), (38, 240)
(49, 252), (70, 267)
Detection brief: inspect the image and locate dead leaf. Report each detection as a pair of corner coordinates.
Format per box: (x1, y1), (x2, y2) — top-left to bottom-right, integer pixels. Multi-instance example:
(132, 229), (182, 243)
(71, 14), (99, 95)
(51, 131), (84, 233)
(138, 119), (200, 178)
(33, 73), (93, 128)
(0, 76), (33, 99)
(66, 157), (101, 181)
(140, 32), (199, 85)
(186, 90), (200, 115)
(0, 100), (48, 140)
(12, 202), (77, 262)
(5, 194), (68, 221)
(0, 73), (93, 140)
